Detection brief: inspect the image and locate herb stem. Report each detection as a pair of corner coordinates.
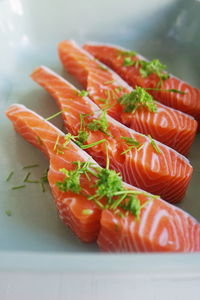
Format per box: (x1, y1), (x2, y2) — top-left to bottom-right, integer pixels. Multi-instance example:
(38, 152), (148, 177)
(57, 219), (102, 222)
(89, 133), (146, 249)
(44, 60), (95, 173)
(5, 210), (12, 216)
(53, 134), (60, 151)
(23, 164), (39, 169)
(26, 180), (40, 183)
(145, 88), (186, 95)
(23, 172), (31, 182)
(45, 110), (63, 121)
(148, 135), (162, 154)
(6, 171), (14, 182)
(81, 138), (106, 149)
(12, 185), (26, 190)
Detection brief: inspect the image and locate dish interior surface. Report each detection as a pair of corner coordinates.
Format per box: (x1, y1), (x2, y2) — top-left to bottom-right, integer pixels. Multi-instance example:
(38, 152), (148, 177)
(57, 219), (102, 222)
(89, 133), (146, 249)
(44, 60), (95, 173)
(0, 0), (200, 257)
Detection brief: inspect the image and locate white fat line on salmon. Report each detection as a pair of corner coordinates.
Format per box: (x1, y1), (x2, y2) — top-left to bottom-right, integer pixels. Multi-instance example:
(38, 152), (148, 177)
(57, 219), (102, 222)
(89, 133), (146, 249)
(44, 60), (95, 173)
(68, 40), (133, 91)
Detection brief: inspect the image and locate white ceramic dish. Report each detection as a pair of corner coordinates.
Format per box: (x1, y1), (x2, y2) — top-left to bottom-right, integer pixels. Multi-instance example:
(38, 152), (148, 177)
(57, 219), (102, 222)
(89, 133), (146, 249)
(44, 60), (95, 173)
(0, 0), (200, 297)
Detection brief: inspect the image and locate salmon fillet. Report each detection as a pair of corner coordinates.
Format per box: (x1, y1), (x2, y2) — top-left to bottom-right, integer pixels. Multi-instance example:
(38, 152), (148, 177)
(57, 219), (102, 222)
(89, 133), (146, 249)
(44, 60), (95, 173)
(84, 43), (200, 130)
(31, 66), (193, 203)
(6, 104), (200, 252)
(57, 40), (197, 156)
(6, 104), (101, 242)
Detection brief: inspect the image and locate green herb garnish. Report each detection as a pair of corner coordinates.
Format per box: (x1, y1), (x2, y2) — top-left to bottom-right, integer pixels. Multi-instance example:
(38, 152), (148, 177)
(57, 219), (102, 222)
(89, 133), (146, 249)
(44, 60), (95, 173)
(119, 50), (137, 57)
(121, 53), (170, 86)
(6, 171), (14, 182)
(23, 164), (39, 169)
(121, 136), (141, 154)
(56, 161), (97, 194)
(104, 80), (115, 85)
(118, 86), (157, 113)
(40, 169), (48, 192)
(145, 87), (186, 95)
(55, 150), (155, 218)
(139, 59), (169, 81)
(82, 209), (93, 215)
(148, 135), (162, 154)
(98, 65), (108, 71)
(123, 57), (135, 67)
(79, 90), (88, 97)
(53, 134), (60, 151)
(25, 180), (40, 183)
(45, 110), (63, 121)
(36, 135), (43, 145)
(81, 139), (106, 149)
(23, 172), (31, 182)
(5, 210), (12, 217)
(77, 130), (89, 145)
(11, 185), (26, 190)
(87, 111), (109, 135)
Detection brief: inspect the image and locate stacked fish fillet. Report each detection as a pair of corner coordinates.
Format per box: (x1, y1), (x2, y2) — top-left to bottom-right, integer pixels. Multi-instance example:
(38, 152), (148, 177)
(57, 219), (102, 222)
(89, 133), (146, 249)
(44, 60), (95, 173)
(6, 40), (200, 252)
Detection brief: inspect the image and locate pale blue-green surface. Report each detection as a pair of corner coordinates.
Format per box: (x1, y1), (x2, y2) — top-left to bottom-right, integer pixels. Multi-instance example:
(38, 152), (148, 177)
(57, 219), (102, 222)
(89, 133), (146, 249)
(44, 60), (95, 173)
(0, 0), (200, 271)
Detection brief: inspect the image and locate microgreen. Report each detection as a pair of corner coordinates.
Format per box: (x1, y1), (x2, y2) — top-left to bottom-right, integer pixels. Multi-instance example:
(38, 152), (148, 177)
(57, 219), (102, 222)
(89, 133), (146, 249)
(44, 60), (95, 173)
(145, 87), (186, 95)
(56, 161), (98, 194)
(120, 54), (170, 86)
(82, 209), (93, 215)
(5, 210), (12, 217)
(98, 65), (108, 71)
(120, 136), (141, 154)
(11, 185), (26, 190)
(119, 50), (137, 57)
(81, 139), (106, 149)
(45, 110), (63, 121)
(104, 80), (115, 85)
(87, 110), (109, 135)
(118, 86), (157, 113)
(148, 135), (162, 154)
(40, 169), (48, 192)
(55, 155), (154, 219)
(79, 90), (88, 97)
(6, 171), (14, 182)
(36, 135), (43, 145)
(23, 164), (39, 169)
(23, 172), (31, 182)
(139, 59), (169, 81)
(123, 57), (135, 67)
(76, 131), (89, 145)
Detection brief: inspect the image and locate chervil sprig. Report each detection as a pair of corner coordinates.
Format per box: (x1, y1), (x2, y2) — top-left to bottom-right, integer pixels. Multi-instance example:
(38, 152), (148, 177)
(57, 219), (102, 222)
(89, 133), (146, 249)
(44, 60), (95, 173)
(118, 86), (157, 113)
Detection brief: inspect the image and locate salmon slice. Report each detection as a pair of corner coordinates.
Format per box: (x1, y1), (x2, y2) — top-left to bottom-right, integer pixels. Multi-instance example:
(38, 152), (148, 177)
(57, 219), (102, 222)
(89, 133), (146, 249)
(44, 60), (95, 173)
(84, 43), (200, 129)
(6, 104), (101, 242)
(31, 66), (193, 203)
(98, 202), (200, 252)
(6, 104), (200, 252)
(57, 40), (197, 156)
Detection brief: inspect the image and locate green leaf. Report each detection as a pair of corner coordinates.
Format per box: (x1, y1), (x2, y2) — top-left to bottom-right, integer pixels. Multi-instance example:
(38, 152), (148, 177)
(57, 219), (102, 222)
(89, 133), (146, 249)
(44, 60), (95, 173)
(121, 136), (140, 146)
(139, 59), (169, 82)
(79, 90), (88, 97)
(123, 57), (135, 67)
(82, 209), (93, 215)
(87, 111), (109, 135)
(119, 50), (137, 57)
(118, 86), (157, 113)
(148, 135), (162, 154)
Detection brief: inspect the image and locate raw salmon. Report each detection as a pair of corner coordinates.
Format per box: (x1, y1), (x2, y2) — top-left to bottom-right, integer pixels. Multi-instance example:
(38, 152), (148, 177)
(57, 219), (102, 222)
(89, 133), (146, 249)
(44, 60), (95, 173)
(6, 104), (101, 242)
(31, 66), (193, 203)
(6, 104), (200, 252)
(57, 40), (197, 156)
(84, 43), (200, 129)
